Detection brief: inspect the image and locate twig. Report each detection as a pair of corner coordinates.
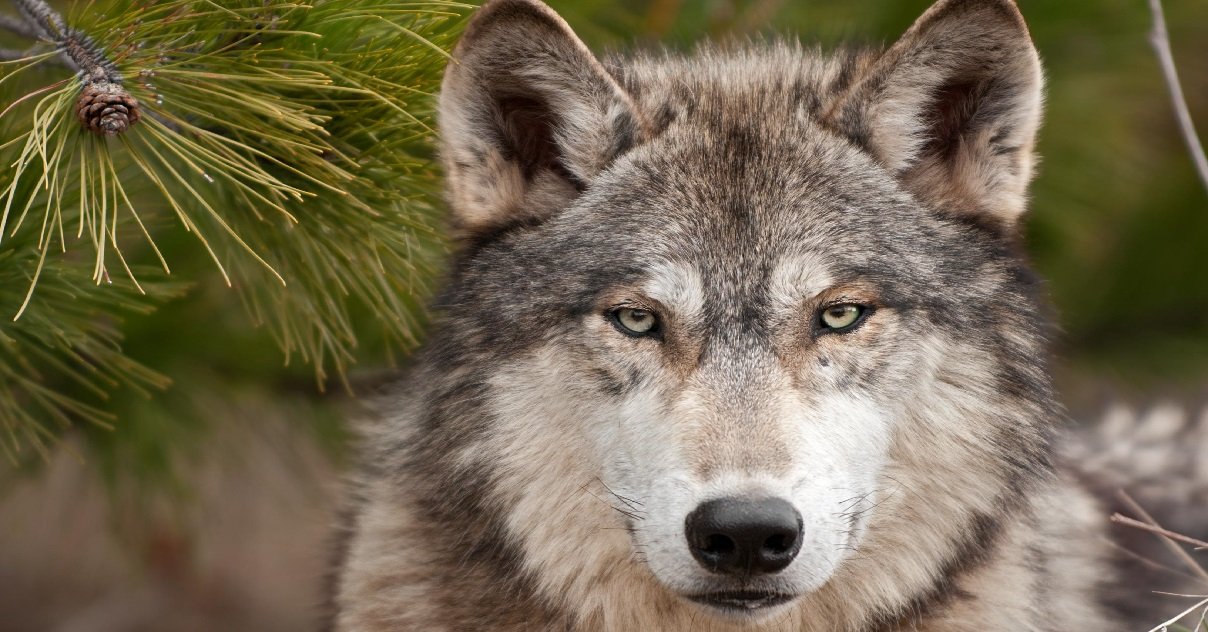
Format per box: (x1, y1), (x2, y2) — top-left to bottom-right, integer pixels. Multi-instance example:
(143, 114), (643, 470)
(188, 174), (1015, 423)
(1148, 0), (1208, 195)
(11, 0), (63, 40)
(9, 0), (120, 83)
(1102, 536), (1207, 584)
(1113, 513), (1208, 551)
(0, 12), (38, 39)
(1117, 491), (1208, 585)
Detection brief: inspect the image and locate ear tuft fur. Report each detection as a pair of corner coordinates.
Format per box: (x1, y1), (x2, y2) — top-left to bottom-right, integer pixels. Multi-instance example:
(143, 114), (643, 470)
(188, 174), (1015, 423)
(825, 0), (1044, 229)
(439, 0), (650, 243)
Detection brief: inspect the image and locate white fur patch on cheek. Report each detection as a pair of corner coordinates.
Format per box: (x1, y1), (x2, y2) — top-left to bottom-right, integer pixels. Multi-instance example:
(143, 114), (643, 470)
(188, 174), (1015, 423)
(477, 347), (646, 603)
(794, 391), (892, 470)
(600, 390), (707, 589)
(780, 390), (893, 573)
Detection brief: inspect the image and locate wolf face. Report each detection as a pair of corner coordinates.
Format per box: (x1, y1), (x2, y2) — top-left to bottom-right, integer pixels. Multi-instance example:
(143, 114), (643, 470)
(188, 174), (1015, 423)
(344, 0), (1071, 628)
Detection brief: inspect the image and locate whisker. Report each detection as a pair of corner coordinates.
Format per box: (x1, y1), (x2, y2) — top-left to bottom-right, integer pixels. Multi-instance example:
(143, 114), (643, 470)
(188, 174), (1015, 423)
(596, 477), (647, 510)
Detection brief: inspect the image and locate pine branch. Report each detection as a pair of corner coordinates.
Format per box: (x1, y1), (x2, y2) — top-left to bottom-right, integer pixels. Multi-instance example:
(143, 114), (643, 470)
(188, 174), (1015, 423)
(0, 231), (184, 461)
(0, 0), (468, 451)
(9, 0), (137, 135)
(10, 0), (62, 41)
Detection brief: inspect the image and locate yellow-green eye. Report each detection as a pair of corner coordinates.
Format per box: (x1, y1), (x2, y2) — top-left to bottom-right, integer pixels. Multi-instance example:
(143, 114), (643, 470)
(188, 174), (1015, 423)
(819, 304), (867, 332)
(612, 307), (659, 337)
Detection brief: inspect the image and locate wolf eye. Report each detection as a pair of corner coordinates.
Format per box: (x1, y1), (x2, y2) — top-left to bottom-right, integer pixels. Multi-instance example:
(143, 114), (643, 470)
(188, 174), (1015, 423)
(819, 304), (868, 333)
(610, 307), (659, 337)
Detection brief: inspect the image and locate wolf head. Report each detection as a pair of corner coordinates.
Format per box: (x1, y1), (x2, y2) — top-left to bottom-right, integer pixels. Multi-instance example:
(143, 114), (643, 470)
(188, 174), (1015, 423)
(426, 0), (1054, 624)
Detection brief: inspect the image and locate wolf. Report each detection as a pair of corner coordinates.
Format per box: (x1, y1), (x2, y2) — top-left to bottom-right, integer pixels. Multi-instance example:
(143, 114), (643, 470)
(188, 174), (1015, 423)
(330, 0), (1207, 629)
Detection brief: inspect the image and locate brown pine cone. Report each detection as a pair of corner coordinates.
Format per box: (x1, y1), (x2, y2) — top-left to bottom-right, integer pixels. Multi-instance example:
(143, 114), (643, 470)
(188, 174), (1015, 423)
(75, 82), (141, 136)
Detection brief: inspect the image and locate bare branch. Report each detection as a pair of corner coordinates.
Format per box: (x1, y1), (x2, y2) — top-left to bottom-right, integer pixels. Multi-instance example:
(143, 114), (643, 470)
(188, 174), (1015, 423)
(7, 0), (121, 83)
(1112, 513), (1208, 551)
(0, 12), (38, 39)
(1148, 0), (1208, 195)
(1102, 536), (1208, 584)
(1117, 491), (1208, 585)
(11, 0), (63, 40)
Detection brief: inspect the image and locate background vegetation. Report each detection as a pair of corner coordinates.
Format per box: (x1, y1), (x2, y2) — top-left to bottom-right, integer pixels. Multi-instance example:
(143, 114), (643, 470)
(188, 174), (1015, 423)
(0, 0), (1205, 630)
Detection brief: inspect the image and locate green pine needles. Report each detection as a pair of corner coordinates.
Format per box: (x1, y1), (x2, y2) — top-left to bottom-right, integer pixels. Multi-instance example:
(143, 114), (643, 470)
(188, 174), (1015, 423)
(0, 0), (470, 458)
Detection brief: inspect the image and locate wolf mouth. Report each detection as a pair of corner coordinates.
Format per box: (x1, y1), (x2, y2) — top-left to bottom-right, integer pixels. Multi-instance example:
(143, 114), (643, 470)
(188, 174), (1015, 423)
(687, 591), (796, 612)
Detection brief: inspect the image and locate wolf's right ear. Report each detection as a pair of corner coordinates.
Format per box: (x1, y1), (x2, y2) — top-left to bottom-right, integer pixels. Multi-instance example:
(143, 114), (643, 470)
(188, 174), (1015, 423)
(824, 0), (1043, 230)
(439, 0), (649, 242)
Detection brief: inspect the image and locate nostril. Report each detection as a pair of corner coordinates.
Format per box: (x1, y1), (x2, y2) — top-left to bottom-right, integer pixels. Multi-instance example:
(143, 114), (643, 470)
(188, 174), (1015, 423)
(704, 533), (736, 556)
(763, 531), (795, 555)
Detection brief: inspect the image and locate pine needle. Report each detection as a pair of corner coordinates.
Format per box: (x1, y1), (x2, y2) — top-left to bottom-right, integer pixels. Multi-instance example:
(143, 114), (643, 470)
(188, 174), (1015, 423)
(1, 0), (467, 450)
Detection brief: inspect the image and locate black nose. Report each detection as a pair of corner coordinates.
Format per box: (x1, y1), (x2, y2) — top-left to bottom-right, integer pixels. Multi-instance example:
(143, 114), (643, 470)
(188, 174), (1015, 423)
(685, 497), (803, 576)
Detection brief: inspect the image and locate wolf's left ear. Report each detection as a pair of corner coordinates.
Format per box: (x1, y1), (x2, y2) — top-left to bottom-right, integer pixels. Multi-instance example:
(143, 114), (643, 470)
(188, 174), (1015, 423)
(825, 0), (1043, 229)
(439, 0), (649, 242)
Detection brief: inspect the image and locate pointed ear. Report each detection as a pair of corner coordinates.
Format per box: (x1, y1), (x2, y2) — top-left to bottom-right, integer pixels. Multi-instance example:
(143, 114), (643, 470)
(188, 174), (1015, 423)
(438, 0), (649, 242)
(825, 0), (1043, 229)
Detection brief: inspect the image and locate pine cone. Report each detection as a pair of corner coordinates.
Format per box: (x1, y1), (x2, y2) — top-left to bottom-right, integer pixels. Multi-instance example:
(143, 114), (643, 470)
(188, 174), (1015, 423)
(75, 82), (141, 136)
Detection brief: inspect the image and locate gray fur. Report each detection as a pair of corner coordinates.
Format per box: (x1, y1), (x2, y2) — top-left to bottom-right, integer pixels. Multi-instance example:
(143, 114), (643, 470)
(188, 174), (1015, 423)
(329, 1), (1206, 630)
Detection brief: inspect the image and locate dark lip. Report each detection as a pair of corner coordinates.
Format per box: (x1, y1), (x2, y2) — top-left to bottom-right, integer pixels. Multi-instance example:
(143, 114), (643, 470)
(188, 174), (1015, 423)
(687, 591), (797, 612)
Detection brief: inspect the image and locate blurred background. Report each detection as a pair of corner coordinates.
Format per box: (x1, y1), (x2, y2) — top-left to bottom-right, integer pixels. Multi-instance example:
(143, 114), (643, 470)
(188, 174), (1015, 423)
(1, 0), (1205, 630)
